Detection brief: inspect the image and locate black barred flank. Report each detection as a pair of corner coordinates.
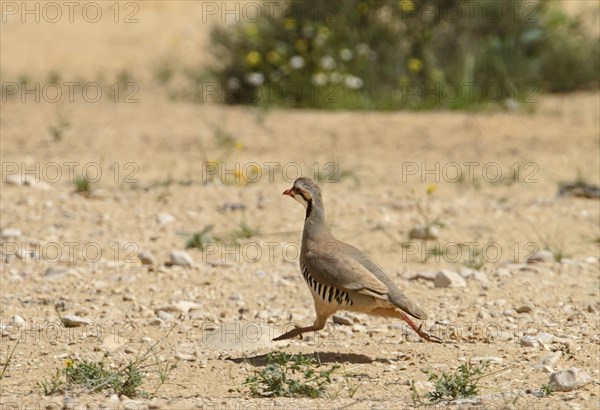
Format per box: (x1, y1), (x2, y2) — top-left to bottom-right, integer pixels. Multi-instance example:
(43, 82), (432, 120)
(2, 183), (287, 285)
(300, 265), (353, 306)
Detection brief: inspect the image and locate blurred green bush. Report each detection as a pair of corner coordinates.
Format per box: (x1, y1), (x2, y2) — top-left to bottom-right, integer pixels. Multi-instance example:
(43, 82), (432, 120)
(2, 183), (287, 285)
(198, 0), (598, 110)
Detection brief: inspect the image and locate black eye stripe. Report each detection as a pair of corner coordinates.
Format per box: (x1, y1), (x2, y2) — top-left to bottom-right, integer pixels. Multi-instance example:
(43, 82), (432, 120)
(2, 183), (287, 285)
(293, 187), (311, 202)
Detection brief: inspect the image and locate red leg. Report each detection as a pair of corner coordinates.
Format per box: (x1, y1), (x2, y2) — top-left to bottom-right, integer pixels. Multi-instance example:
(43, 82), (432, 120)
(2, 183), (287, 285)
(273, 324), (318, 341)
(398, 311), (443, 343)
(273, 314), (329, 342)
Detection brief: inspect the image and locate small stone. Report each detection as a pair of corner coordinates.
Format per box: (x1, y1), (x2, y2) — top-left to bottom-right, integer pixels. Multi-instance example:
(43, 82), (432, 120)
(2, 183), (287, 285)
(503, 309), (517, 317)
(536, 332), (554, 345)
(434, 269), (466, 288)
(516, 305), (533, 313)
(495, 269), (511, 277)
(534, 351), (562, 370)
(169, 250), (193, 266)
(411, 380), (434, 392)
(458, 267), (473, 278)
(477, 310), (491, 320)
(154, 305), (182, 314)
(149, 318), (164, 326)
(410, 271), (438, 281)
(157, 213), (175, 225)
(527, 250), (554, 264)
(472, 271), (490, 284)
(1, 228), (21, 239)
(5, 175), (23, 185)
(175, 352), (195, 361)
(549, 368), (591, 392)
(471, 356), (503, 364)
(176, 301), (202, 313)
(351, 324), (366, 333)
(585, 256), (597, 264)
(61, 314), (92, 327)
(43, 267), (80, 280)
(11, 315), (26, 325)
(138, 251), (157, 266)
(367, 327), (387, 337)
(189, 309), (204, 320)
(24, 177), (50, 190)
(332, 314), (354, 326)
(157, 310), (176, 322)
(408, 225), (440, 240)
(521, 335), (539, 347)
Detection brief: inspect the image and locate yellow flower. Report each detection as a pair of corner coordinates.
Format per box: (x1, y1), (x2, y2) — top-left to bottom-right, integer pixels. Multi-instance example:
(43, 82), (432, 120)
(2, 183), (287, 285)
(408, 58), (423, 73)
(234, 142), (245, 151)
(246, 51), (261, 66)
(399, 0), (415, 13)
(284, 18), (296, 30)
(295, 39), (307, 52)
(64, 358), (74, 368)
(427, 184), (437, 195)
(233, 169), (245, 184)
(357, 2), (368, 14)
(267, 51), (281, 65)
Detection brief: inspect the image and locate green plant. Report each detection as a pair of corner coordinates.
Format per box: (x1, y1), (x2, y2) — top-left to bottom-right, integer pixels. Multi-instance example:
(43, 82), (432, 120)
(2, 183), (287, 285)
(152, 355), (178, 396)
(154, 59), (175, 85)
(74, 177), (91, 194)
(342, 370), (361, 398)
(0, 336), (21, 381)
(48, 113), (71, 142)
(242, 352), (339, 398)
(463, 244), (485, 270)
(61, 357), (144, 397)
(35, 369), (66, 396)
(540, 383), (555, 397)
(201, 0), (598, 110)
(116, 70), (133, 84)
(424, 361), (489, 402)
(410, 379), (426, 407)
(186, 225), (221, 251)
(232, 219), (259, 241)
(36, 330), (177, 398)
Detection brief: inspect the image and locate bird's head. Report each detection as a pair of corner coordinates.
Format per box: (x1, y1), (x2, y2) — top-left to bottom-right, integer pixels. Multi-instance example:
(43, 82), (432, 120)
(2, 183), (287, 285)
(282, 177), (323, 210)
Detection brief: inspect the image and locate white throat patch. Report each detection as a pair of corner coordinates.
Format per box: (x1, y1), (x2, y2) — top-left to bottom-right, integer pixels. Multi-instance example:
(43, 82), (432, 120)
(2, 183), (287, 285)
(293, 194), (309, 209)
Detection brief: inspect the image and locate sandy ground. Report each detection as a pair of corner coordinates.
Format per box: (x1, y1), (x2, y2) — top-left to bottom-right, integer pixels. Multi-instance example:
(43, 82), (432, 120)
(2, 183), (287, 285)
(1, 1), (599, 409)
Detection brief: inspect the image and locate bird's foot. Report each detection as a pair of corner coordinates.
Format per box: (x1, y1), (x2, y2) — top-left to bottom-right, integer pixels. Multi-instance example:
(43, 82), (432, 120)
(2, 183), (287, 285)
(273, 324), (307, 341)
(416, 324), (443, 344)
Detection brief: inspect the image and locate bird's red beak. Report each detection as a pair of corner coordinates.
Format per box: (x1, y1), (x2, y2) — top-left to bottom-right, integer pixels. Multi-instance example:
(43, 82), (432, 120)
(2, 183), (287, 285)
(282, 188), (294, 197)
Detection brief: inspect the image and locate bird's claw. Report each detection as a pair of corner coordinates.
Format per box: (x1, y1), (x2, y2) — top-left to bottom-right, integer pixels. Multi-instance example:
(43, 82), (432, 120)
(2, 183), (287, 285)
(417, 324), (443, 343)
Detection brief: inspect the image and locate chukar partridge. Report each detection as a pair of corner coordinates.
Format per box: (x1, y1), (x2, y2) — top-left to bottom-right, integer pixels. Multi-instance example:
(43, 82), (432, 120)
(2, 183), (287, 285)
(274, 177), (441, 343)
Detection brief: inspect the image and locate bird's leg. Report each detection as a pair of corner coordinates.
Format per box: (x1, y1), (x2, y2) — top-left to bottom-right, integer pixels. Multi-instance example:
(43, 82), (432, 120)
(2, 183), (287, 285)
(273, 324), (317, 341)
(398, 311), (443, 343)
(273, 314), (328, 342)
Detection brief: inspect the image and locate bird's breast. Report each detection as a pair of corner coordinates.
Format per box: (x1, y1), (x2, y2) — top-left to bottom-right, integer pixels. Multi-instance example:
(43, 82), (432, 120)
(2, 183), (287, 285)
(301, 264), (353, 306)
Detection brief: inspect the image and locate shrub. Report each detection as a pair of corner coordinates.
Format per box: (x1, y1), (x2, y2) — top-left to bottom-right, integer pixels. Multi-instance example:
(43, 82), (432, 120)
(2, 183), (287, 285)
(200, 0), (598, 110)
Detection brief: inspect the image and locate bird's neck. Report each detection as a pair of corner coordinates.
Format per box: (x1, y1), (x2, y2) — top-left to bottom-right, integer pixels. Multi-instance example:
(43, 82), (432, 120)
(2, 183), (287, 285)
(302, 203), (334, 242)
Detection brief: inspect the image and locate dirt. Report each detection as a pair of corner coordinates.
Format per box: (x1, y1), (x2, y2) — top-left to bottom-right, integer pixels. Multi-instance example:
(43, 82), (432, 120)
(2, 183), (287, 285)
(1, 1), (599, 409)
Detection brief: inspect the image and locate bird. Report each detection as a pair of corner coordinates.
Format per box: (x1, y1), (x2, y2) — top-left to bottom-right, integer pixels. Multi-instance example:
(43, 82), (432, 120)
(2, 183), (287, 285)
(273, 177), (442, 343)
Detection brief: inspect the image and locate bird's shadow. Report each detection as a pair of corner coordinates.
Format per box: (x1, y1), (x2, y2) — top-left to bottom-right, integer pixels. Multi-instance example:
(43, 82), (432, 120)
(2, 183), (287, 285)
(226, 351), (386, 366)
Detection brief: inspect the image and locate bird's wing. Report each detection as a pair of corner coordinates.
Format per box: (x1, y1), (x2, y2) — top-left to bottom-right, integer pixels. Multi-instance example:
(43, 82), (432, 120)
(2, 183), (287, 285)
(304, 239), (428, 319)
(303, 239), (389, 299)
(337, 242), (429, 319)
